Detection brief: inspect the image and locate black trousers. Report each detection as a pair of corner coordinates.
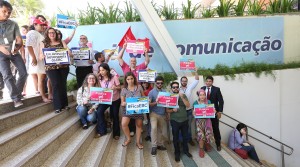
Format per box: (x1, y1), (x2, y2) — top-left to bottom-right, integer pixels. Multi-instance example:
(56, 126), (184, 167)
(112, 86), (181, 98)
(75, 66), (93, 88)
(171, 120), (189, 156)
(46, 67), (69, 110)
(211, 117), (221, 147)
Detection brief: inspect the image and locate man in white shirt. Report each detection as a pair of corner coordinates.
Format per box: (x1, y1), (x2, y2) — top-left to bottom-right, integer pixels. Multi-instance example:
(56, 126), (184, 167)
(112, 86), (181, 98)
(179, 67), (199, 146)
(74, 35), (94, 88)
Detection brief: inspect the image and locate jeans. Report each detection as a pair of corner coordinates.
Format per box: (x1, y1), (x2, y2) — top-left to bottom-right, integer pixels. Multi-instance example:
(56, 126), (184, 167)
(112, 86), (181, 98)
(0, 72), (4, 90)
(150, 112), (167, 147)
(241, 145), (260, 163)
(96, 99), (121, 136)
(0, 53), (28, 101)
(170, 120), (189, 156)
(76, 105), (97, 125)
(46, 67), (69, 110)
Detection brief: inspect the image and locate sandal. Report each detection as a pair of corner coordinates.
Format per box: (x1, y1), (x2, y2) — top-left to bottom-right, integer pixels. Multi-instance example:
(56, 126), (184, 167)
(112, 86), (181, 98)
(114, 136), (120, 140)
(122, 140), (131, 147)
(55, 109), (61, 114)
(136, 143), (144, 149)
(199, 148), (205, 158)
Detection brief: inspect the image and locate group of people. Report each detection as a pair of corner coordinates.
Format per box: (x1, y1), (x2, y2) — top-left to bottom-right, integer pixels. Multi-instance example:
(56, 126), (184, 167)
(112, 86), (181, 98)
(0, 0), (261, 164)
(0, 1), (75, 112)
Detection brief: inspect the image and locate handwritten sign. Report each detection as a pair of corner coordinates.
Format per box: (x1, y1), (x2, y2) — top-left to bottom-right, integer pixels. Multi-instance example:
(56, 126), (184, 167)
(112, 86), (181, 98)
(90, 87), (113, 105)
(71, 47), (91, 60)
(138, 70), (156, 83)
(180, 58), (196, 71)
(157, 92), (179, 108)
(194, 104), (215, 118)
(42, 48), (70, 65)
(56, 14), (76, 29)
(126, 40), (145, 54)
(126, 97), (149, 114)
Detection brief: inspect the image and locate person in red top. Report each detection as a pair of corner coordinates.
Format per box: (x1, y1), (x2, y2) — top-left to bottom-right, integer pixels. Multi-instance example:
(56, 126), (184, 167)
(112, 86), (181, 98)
(116, 43), (150, 78)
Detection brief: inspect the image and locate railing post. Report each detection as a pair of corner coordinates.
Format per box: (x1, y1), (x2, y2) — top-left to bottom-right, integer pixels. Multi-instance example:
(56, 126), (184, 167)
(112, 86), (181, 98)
(281, 144), (285, 167)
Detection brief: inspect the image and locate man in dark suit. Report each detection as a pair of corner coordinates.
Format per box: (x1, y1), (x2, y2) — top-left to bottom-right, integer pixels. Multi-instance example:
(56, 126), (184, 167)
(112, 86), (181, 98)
(201, 76), (224, 151)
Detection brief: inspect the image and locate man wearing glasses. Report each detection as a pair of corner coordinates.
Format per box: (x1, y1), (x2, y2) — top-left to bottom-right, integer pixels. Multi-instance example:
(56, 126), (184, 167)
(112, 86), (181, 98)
(167, 82), (192, 162)
(75, 35), (94, 88)
(148, 76), (168, 156)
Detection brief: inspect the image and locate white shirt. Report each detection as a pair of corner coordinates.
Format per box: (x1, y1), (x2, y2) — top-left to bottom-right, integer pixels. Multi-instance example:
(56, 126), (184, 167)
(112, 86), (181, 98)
(180, 79), (199, 110)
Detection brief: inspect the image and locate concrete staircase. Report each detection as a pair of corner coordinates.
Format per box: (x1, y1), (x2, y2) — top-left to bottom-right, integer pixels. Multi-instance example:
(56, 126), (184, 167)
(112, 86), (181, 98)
(0, 95), (274, 167)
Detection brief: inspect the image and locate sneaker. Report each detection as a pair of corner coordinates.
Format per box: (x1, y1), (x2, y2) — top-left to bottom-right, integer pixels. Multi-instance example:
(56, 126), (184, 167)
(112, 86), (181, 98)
(157, 145), (167, 150)
(14, 100), (23, 108)
(185, 152), (193, 158)
(83, 124), (88, 129)
(145, 136), (151, 141)
(130, 132), (135, 137)
(217, 146), (222, 151)
(151, 147), (157, 156)
(189, 140), (196, 146)
(175, 155), (180, 162)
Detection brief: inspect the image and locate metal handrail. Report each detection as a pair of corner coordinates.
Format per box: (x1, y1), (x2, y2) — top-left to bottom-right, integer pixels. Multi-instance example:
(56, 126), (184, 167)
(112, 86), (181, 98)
(220, 113), (294, 156)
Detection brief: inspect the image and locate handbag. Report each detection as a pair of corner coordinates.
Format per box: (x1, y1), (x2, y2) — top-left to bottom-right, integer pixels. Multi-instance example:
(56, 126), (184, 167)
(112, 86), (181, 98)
(234, 129), (248, 159)
(234, 148), (248, 159)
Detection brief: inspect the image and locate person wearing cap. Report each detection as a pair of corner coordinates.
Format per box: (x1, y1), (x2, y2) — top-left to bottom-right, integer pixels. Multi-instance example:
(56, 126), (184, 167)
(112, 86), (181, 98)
(0, 1), (28, 107)
(26, 18), (51, 103)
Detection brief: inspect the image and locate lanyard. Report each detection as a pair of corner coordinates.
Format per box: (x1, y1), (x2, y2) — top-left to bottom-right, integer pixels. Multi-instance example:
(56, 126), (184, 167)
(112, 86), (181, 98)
(105, 80), (109, 88)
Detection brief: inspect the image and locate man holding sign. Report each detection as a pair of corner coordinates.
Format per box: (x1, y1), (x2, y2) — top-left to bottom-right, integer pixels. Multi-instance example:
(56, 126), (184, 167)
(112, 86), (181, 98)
(166, 82), (192, 162)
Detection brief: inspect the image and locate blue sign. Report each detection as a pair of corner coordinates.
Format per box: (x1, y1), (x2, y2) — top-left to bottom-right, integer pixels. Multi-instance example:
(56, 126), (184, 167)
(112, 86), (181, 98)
(126, 97), (149, 114)
(57, 14), (76, 29)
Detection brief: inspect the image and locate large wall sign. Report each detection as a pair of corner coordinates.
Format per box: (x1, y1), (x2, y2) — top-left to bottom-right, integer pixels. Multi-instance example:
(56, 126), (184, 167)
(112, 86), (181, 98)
(62, 16), (284, 74)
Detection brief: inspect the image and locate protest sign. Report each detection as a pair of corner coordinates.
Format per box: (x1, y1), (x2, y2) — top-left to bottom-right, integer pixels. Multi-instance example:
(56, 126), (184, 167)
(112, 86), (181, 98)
(126, 97), (149, 114)
(90, 87), (113, 105)
(180, 58), (196, 71)
(56, 14), (76, 29)
(71, 47), (91, 60)
(157, 92), (179, 108)
(42, 48), (70, 65)
(138, 70), (156, 83)
(194, 104), (215, 118)
(126, 40), (145, 54)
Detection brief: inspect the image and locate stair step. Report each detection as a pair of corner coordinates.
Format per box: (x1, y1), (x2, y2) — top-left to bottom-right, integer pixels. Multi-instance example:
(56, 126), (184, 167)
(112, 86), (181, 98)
(142, 139), (158, 167)
(0, 102), (76, 161)
(189, 143), (218, 167)
(103, 132), (126, 167)
(42, 124), (96, 167)
(0, 96), (72, 133)
(165, 142), (185, 167)
(0, 95), (42, 115)
(0, 113), (80, 167)
(76, 132), (113, 167)
(156, 149), (173, 167)
(125, 137), (143, 167)
(212, 144), (244, 167)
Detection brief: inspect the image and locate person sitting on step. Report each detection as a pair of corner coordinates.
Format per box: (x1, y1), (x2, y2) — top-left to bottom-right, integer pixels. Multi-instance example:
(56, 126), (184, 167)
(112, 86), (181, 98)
(76, 73), (99, 129)
(228, 123), (262, 165)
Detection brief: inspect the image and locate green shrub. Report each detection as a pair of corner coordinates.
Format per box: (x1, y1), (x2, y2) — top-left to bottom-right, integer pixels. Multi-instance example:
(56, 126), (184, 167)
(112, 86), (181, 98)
(248, 0), (266, 15)
(96, 3), (122, 23)
(161, 1), (178, 20)
(78, 3), (97, 25)
(234, 0), (249, 16)
(216, 0), (234, 17)
(122, 0), (141, 22)
(202, 8), (215, 18)
(67, 78), (78, 92)
(182, 0), (201, 19)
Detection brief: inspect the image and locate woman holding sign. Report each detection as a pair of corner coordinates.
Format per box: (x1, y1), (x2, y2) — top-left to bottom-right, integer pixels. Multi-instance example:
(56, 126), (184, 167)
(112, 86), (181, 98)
(76, 73), (99, 129)
(40, 27), (72, 113)
(193, 89), (214, 158)
(95, 63), (121, 139)
(121, 72), (145, 149)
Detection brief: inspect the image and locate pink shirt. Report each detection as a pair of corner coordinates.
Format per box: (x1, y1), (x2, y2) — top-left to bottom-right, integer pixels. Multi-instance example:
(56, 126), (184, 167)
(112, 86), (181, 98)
(120, 61), (147, 78)
(99, 75), (120, 101)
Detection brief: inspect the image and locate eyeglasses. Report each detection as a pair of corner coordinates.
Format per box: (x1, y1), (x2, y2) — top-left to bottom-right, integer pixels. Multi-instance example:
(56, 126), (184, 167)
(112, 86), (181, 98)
(80, 38), (87, 39)
(172, 86), (179, 89)
(156, 82), (163, 85)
